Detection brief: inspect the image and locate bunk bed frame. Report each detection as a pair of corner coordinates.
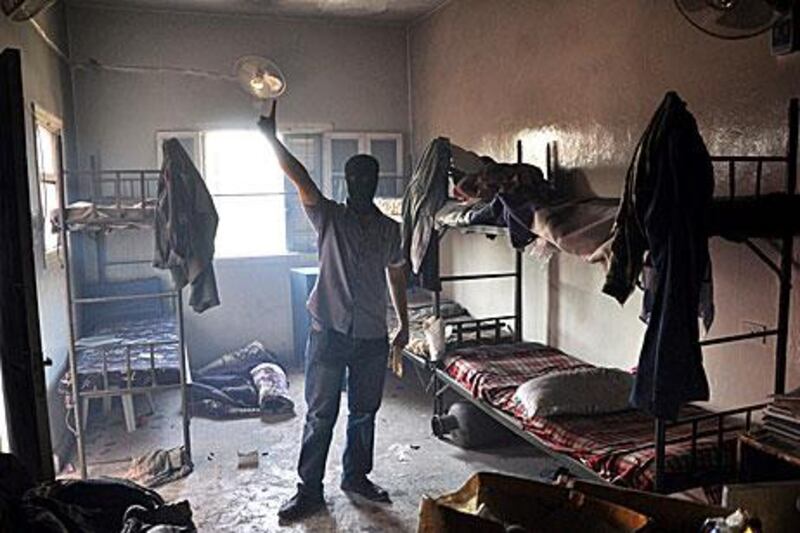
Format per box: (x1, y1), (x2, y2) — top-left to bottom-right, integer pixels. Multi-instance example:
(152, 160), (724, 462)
(58, 163), (192, 479)
(403, 97), (798, 494)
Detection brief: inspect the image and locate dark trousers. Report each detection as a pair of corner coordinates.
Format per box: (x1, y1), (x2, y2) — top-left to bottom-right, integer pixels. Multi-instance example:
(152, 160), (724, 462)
(297, 328), (388, 497)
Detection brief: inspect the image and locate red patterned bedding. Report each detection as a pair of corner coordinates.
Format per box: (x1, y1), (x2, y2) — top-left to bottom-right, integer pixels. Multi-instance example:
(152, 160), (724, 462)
(444, 343), (738, 492)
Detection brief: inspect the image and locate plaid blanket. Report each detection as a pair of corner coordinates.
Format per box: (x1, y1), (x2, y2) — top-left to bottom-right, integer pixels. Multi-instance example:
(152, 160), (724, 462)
(444, 343), (738, 492)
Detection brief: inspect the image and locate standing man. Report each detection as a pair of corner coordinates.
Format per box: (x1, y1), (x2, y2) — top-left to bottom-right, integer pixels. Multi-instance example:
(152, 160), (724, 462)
(258, 102), (409, 523)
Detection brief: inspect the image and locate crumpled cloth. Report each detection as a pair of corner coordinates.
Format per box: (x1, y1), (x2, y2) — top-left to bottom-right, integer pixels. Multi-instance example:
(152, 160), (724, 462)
(126, 446), (193, 488)
(250, 362), (294, 415)
(0, 453), (196, 532)
(191, 341), (294, 419)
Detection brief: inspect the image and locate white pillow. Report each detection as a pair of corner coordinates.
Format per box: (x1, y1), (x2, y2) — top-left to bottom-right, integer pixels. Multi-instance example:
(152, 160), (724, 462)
(513, 367), (634, 418)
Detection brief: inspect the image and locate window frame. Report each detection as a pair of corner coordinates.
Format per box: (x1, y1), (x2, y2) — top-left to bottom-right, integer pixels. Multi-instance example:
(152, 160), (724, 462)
(155, 130), (204, 170)
(322, 131), (405, 200)
(154, 125), (332, 260)
(31, 103), (64, 265)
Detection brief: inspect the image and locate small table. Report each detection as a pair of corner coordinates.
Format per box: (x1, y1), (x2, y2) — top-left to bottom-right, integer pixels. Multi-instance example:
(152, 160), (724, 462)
(738, 431), (800, 483)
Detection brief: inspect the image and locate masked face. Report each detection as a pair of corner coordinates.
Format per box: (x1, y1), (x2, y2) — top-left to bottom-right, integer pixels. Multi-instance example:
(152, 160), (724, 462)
(344, 155), (379, 212)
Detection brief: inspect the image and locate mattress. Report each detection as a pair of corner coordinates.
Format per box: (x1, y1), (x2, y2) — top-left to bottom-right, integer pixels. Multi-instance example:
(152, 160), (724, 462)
(51, 200), (156, 231)
(60, 317), (181, 401)
(444, 343), (740, 492)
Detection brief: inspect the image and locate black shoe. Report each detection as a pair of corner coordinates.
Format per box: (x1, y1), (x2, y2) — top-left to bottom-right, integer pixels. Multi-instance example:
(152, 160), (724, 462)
(340, 477), (391, 503)
(277, 491), (325, 523)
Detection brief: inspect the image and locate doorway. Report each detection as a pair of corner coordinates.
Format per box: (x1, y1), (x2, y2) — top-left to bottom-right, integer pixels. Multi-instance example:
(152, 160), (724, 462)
(0, 47), (55, 481)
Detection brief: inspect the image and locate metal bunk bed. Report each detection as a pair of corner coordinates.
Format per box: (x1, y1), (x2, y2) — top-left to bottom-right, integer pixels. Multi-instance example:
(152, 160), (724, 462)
(57, 162), (192, 479)
(402, 97), (799, 494)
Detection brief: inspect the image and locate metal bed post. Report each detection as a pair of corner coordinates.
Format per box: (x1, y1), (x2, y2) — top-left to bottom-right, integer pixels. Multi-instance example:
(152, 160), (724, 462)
(774, 97), (798, 395)
(515, 139), (524, 341)
(654, 418), (667, 493)
(176, 290), (192, 460)
(60, 166), (88, 479)
(431, 230), (443, 417)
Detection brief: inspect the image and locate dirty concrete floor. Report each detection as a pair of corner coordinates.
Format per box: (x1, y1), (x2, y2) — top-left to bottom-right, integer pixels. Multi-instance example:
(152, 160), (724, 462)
(69, 368), (571, 532)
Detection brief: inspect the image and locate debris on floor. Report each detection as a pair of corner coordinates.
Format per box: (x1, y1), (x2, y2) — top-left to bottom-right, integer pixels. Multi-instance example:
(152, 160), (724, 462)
(126, 446), (193, 488)
(237, 449), (260, 469)
(388, 443), (421, 463)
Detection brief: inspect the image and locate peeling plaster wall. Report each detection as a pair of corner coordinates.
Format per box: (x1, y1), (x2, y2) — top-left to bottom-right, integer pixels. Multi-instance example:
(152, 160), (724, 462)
(410, 0), (800, 409)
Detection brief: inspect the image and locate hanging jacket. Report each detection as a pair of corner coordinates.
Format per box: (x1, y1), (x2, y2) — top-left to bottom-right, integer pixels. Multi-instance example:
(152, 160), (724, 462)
(154, 138), (220, 313)
(603, 92), (713, 419)
(401, 137), (451, 291)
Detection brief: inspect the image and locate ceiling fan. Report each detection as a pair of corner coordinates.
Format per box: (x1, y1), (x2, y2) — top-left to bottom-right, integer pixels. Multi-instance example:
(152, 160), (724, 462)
(674, 0), (797, 49)
(234, 55), (287, 102)
(1, 0), (55, 21)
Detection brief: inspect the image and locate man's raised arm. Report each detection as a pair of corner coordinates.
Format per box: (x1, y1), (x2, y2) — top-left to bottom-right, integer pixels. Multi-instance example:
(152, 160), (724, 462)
(257, 100), (322, 206)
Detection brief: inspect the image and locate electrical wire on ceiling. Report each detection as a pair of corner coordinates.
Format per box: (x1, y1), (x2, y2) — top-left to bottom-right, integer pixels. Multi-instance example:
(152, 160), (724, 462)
(72, 58), (238, 82)
(13, 3), (268, 90)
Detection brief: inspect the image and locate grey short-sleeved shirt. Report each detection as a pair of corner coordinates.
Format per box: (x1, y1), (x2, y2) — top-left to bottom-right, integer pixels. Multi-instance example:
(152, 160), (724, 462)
(304, 198), (404, 339)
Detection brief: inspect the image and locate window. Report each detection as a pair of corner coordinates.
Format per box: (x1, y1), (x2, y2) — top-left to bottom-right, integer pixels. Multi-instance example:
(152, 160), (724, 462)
(203, 130), (287, 258)
(323, 132), (404, 202)
(284, 133), (322, 254)
(33, 105), (63, 257)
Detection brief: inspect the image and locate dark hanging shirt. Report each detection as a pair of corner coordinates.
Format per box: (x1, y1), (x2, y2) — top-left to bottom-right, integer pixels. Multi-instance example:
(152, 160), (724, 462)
(304, 198), (404, 339)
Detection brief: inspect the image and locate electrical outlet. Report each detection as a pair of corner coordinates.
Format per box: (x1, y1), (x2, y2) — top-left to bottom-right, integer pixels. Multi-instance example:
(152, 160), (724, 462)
(742, 320), (768, 344)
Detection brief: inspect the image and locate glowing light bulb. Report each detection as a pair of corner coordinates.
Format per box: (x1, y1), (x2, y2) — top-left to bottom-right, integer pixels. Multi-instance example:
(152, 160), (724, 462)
(250, 76), (265, 91)
(265, 75), (284, 93)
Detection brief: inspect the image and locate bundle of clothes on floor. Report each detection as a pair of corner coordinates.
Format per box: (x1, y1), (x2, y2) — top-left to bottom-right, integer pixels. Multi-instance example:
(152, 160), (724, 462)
(0, 454), (195, 532)
(190, 341), (294, 419)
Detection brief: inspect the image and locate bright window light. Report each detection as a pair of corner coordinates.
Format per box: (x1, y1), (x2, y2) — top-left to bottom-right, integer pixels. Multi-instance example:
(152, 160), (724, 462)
(203, 130), (286, 258)
(35, 123), (61, 255)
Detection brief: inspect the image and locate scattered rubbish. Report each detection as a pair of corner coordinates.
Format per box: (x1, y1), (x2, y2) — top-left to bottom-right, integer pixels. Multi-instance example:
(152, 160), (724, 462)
(237, 449), (259, 469)
(388, 443), (420, 463)
(126, 446), (193, 488)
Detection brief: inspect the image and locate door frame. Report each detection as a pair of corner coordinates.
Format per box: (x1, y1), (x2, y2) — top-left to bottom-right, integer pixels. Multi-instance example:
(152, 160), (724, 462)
(0, 47), (55, 481)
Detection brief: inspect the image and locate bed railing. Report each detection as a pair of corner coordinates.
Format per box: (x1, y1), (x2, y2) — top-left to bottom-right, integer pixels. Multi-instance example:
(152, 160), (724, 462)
(710, 98), (797, 201)
(446, 315), (517, 346)
(653, 402), (767, 493)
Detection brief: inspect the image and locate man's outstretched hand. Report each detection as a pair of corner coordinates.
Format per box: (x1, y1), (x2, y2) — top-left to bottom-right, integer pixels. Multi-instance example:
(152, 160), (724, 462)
(257, 100), (278, 140)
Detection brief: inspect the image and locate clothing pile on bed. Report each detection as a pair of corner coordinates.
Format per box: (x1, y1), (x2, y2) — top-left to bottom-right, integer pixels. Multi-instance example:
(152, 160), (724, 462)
(50, 200), (158, 232)
(190, 341), (294, 420)
(0, 453), (196, 532)
(401, 138), (619, 292)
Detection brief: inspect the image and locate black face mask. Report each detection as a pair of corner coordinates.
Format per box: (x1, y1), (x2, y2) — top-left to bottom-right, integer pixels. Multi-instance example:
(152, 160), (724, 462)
(345, 173), (378, 213)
